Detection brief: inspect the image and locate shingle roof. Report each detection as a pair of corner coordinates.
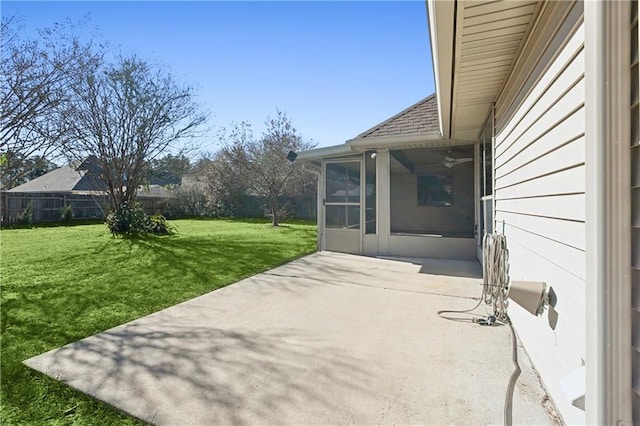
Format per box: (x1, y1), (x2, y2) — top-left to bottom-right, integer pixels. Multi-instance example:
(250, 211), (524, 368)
(8, 166), (85, 192)
(8, 158), (107, 193)
(8, 160), (172, 198)
(357, 94), (440, 139)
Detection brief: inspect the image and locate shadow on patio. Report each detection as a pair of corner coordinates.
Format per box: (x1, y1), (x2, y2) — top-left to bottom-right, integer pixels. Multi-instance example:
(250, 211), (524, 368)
(25, 251), (558, 425)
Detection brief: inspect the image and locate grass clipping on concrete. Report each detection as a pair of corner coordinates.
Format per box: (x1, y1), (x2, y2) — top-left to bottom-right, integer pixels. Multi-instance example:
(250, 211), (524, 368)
(0, 219), (316, 424)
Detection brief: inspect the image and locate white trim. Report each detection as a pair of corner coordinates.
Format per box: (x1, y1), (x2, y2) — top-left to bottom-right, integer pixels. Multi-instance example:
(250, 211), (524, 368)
(323, 158), (364, 255)
(376, 150), (390, 255)
(427, 0), (455, 138)
(297, 144), (353, 160)
(317, 161), (325, 252)
(584, 1), (632, 424)
(474, 138), (480, 250)
(299, 133), (467, 162)
(347, 133), (460, 149)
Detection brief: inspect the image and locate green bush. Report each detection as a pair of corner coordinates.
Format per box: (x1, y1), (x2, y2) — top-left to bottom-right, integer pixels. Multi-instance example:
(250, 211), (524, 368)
(60, 204), (74, 222)
(106, 202), (173, 236)
(105, 202), (150, 235)
(149, 212), (173, 235)
(18, 202), (33, 226)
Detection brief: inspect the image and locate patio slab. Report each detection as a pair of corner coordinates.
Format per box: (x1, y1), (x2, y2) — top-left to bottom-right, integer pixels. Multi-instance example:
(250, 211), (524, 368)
(25, 251), (560, 425)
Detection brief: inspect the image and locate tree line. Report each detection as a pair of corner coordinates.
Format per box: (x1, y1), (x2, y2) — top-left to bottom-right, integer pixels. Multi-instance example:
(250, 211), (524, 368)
(1, 16), (316, 228)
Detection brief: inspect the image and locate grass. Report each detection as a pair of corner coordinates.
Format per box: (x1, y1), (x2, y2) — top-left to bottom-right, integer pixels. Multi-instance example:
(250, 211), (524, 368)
(0, 218), (317, 425)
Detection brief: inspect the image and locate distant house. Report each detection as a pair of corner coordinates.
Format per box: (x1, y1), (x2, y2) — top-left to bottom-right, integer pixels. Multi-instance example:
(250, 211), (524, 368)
(1, 158), (171, 223)
(300, 1), (638, 424)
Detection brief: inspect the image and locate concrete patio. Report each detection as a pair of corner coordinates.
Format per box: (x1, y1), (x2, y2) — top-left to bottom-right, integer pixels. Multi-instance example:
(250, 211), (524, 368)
(25, 251), (560, 425)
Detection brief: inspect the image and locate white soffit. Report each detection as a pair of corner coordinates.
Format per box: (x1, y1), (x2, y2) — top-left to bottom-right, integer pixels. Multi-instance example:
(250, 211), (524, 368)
(451, 0), (541, 140)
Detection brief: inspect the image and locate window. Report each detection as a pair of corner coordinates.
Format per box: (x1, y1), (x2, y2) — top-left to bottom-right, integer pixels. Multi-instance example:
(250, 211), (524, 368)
(417, 175), (453, 206)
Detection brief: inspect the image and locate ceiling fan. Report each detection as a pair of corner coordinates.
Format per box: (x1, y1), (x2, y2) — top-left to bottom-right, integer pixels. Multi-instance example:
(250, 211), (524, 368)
(443, 155), (473, 168)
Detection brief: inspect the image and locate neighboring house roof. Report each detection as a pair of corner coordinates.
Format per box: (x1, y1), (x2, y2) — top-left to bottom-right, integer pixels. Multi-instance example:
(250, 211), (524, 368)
(8, 160), (170, 198)
(8, 166), (89, 192)
(357, 94), (440, 139)
(8, 156), (108, 193)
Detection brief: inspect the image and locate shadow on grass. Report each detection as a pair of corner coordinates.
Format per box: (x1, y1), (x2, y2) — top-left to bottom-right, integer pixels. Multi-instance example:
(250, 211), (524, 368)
(121, 232), (316, 287)
(1, 220), (316, 424)
(0, 219), (105, 230)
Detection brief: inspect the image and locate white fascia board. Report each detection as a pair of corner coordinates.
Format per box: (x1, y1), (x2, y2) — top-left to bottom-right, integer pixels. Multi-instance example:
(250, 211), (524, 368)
(427, 0), (455, 139)
(296, 144), (353, 160)
(347, 133), (470, 150)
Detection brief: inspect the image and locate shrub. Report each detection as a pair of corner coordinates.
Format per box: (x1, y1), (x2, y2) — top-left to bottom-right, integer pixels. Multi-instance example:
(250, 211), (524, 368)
(18, 202), (33, 226)
(106, 202), (174, 236)
(163, 185), (213, 219)
(149, 212), (173, 235)
(105, 202), (150, 235)
(60, 204), (74, 222)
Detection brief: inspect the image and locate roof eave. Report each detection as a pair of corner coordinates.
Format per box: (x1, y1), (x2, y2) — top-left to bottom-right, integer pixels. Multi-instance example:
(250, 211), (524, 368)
(296, 144), (354, 161)
(347, 132), (445, 150)
(427, 0), (455, 139)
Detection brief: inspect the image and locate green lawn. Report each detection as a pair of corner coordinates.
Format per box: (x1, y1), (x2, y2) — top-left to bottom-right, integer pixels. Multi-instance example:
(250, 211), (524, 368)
(0, 219), (316, 425)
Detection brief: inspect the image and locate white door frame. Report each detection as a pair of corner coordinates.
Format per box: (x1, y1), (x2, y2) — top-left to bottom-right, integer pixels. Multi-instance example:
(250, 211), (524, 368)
(322, 157), (364, 254)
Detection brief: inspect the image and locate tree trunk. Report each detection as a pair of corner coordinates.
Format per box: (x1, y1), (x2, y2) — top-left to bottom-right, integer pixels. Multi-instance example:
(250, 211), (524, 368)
(271, 202), (278, 227)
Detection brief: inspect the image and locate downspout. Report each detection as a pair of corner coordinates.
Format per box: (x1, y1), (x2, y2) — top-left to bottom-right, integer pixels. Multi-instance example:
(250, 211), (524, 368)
(584, 1), (632, 424)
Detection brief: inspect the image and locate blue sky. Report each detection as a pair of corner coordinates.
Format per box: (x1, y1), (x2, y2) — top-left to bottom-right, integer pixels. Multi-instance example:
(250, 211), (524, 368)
(3, 1), (435, 151)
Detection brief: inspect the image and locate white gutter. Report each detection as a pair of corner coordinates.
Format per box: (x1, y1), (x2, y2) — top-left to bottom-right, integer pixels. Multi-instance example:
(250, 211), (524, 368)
(299, 132), (468, 161)
(347, 132), (443, 149)
(296, 144), (353, 160)
(426, 0), (455, 139)
(584, 1), (632, 425)
(347, 133), (472, 151)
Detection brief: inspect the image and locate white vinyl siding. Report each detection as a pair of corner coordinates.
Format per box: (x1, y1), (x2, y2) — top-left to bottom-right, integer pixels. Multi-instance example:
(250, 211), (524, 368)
(630, 0), (640, 421)
(494, 10), (586, 425)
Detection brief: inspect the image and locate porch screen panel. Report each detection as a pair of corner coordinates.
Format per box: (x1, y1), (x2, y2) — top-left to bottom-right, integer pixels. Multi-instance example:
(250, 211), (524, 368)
(325, 162), (361, 229)
(389, 146), (474, 238)
(365, 154), (376, 234)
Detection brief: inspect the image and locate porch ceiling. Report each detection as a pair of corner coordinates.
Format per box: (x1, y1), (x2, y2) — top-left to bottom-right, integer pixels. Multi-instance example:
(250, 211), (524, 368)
(429, 0), (542, 140)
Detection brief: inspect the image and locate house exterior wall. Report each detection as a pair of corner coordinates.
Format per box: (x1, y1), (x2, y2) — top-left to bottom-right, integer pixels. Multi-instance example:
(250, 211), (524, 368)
(493, 3), (586, 424)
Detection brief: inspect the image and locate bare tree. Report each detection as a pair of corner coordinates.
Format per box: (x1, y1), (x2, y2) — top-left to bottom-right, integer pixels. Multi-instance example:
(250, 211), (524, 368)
(213, 111), (316, 226)
(0, 16), (101, 188)
(62, 55), (207, 210)
(206, 141), (253, 217)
